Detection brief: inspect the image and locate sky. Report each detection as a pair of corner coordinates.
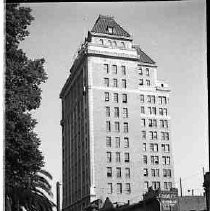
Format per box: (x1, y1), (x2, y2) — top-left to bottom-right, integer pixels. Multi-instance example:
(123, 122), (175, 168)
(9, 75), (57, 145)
(16, 0), (208, 203)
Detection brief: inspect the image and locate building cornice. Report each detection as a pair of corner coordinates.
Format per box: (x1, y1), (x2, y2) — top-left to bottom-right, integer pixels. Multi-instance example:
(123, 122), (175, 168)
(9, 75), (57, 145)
(89, 31), (133, 41)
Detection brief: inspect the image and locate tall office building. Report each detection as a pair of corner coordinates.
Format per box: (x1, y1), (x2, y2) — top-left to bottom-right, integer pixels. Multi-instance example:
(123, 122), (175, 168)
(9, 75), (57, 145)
(60, 15), (175, 211)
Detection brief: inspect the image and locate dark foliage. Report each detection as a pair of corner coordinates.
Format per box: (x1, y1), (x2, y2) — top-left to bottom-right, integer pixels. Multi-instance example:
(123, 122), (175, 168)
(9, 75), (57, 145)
(5, 3), (54, 210)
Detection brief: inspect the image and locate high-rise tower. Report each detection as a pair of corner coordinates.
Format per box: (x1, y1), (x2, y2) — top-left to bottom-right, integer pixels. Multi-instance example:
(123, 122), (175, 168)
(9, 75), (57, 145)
(60, 15), (175, 211)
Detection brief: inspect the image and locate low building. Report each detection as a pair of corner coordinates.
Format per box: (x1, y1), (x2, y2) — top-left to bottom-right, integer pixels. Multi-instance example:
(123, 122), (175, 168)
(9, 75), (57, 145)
(177, 196), (207, 211)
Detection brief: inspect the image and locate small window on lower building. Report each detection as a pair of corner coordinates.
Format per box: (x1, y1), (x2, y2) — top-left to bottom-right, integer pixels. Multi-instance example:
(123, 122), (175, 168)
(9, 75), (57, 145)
(117, 183), (122, 194)
(125, 183), (131, 194)
(107, 167), (112, 177)
(108, 183), (113, 194)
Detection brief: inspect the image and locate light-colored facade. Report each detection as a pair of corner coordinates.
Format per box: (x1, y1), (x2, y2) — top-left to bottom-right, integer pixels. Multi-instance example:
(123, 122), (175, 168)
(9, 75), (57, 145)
(60, 15), (175, 211)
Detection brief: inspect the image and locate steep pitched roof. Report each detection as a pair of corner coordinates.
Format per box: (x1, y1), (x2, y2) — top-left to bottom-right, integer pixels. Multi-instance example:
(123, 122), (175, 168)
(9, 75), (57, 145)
(133, 45), (156, 64)
(91, 15), (131, 38)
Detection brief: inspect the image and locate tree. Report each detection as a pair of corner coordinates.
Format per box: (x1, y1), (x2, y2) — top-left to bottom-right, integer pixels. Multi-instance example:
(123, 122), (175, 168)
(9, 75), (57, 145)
(5, 3), (54, 210)
(6, 170), (55, 211)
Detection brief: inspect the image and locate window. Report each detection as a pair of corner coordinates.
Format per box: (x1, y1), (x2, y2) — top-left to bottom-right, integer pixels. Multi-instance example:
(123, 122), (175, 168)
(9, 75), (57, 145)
(113, 78), (118, 87)
(105, 106), (110, 117)
(105, 92), (109, 101)
(106, 136), (111, 147)
(108, 40), (112, 46)
(159, 108), (163, 116)
(164, 182), (172, 190)
(104, 64), (109, 73)
(121, 66), (126, 75)
(161, 144), (170, 152)
(146, 80), (150, 86)
(113, 93), (119, 103)
(142, 131), (146, 140)
(122, 79), (127, 88)
(163, 108), (168, 116)
(162, 156), (170, 165)
(140, 94), (144, 103)
(104, 78), (109, 87)
(149, 131), (158, 140)
(124, 137), (129, 148)
(124, 153), (130, 163)
(107, 167), (112, 177)
(108, 183), (113, 194)
(123, 122), (128, 133)
(107, 152), (112, 163)
(114, 107), (119, 118)
(163, 169), (172, 177)
(146, 68), (150, 76)
(141, 118), (146, 127)
(106, 121), (111, 132)
(151, 96), (156, 104)
(152, 107), (157, 115)
(138, 65), (143, 75)
(123, 108), (128, 118)
(112, 65), (117, 74)
(143, 155), (147, 164)
(144, 181), (149, 190)
(143, 168), (148, 177)
(125, 168), (130, 178)
(122, 94), (127, 103)
(121, 42), (125, 48)
(115, 137), (120, 148)
(140, 106), (145, 114)
(148, 119), (152, 127)
(143, 143), (146, 151)
(116, 152), (121, 162)
(113, 40), (117, 47)
(151, 156), (159, 165)
(150, 143), (158, 152)
(116, 167), (121, 178)
(115, 122), (120, 132)
(99, 39), (104, 45)
(151, 169), (159, 177)
(107, 27), (113, 34)
(152, 181), (160, 190)
(117, 183), (122, 194)
(139, 79), (143, 85)
(147, 95), (151, 103)
(125, 183), (131, 194)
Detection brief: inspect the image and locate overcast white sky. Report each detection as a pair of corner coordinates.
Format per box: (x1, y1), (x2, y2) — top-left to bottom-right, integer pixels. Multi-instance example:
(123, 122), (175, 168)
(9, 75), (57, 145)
(12, 0), (208, 203)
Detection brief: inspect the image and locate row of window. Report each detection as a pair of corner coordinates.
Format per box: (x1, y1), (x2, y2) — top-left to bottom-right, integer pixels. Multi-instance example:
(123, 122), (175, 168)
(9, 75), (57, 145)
(107, 183), (131, 194)
(140, 106), (168, 116)
(105, 107), (128, 118)
(141, 118), (169, 128)
(141, 131), (170, 140)
(105, 92), (127, 103)
(139, 79), (151, 87)
(138, 65), (150, 76)
(144, 168), (172, 177)
(107, 167), (130, 178)
(104, 78), (127, 88)
(106, 136), (129, 148)
(106, 121), (129, 133)
(142, 143), (170, 153)
(144, 181), (172, 190)
(142, 154), (171, 166)
(143, 155), (171, 165)
(140, 95), (168, 105)
(100, 39), (126, 48)
(107, 151), (130, 163)
(104, 64), (126, 75)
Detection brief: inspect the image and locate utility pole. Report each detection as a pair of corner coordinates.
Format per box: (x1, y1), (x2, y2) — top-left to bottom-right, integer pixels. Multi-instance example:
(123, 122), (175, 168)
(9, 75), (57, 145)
(179, 178), (183, 197)
(56, 182), (61, 211)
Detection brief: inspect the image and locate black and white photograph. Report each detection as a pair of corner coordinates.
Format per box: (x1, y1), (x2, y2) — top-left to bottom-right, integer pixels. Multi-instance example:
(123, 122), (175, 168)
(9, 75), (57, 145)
(2, 1), (208, 211)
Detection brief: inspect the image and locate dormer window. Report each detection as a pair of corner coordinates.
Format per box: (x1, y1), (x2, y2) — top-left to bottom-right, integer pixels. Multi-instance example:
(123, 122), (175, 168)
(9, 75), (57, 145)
(107, 26), (113, 34)
(121, 42), (125, 48)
